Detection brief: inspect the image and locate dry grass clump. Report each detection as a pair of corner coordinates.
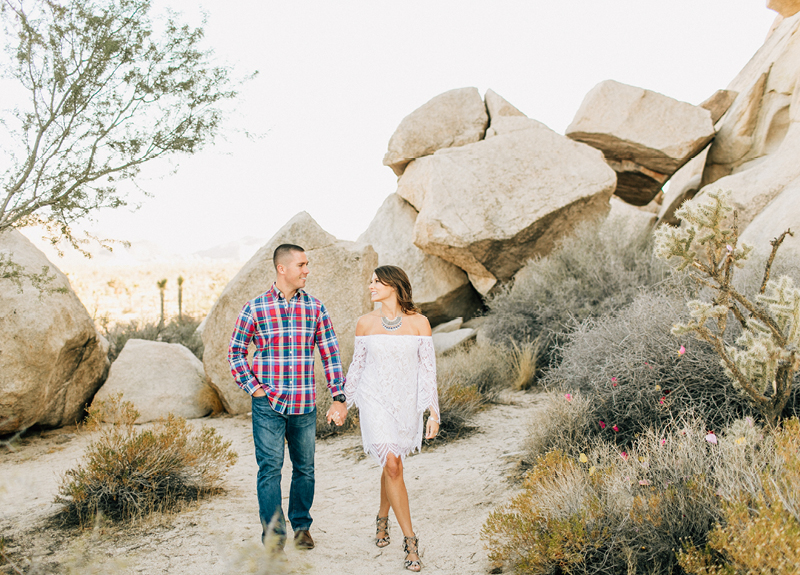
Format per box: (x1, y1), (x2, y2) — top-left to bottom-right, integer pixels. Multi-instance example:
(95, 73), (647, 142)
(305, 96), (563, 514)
(102, 315), (204, 363)
(542, 290), (761, 448)
(481, 219), (668, 365)
(434, 342), (515, 439)
(485, 417), (785, 575)
(679, 418), (800, 575)
(56, 395), (237, 526)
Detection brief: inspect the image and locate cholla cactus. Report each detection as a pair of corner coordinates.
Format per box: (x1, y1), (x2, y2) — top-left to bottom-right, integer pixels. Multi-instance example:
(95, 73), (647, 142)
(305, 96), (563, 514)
(655, 190), (797, 426)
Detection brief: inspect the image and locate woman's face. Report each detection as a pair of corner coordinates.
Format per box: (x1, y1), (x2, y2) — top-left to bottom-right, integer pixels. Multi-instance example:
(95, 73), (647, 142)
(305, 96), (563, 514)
(369, 273), (395, 304)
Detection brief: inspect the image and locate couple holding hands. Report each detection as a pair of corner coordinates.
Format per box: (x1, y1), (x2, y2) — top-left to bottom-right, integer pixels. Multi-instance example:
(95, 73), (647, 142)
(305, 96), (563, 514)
(228, 244), (440, 572)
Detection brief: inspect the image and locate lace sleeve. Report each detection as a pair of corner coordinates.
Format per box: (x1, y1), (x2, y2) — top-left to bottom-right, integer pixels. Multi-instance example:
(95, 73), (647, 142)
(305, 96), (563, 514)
(343, 337), (367, 410)
(416, 338), (439, 420)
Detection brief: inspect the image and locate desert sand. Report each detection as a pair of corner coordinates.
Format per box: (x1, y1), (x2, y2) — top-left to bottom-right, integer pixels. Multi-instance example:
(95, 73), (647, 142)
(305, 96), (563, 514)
(1, 391), (541, 574)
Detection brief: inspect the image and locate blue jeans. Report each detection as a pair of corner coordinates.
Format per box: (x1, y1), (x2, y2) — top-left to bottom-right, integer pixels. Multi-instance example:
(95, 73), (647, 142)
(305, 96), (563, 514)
(251, 395), (316, 540)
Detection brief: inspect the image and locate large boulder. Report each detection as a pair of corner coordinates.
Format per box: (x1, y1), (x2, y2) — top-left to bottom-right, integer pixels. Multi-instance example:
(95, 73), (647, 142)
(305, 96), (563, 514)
(657, 147), (709, 226)
(601, 197), (656, 244)
(769, 0), (800, 18)
(201, 212), (377, 415)
(484, 89), (526, 120)
(356, 194), (481, 326)
(383, 87), (488, 176)
(702, 13), (800, 187)
(566, 79), (715, 206)
(397, 117), (616, 295)
(93, 339), (211, 423)
(0, 230), (109, 433)
(739, 181), (800, 267)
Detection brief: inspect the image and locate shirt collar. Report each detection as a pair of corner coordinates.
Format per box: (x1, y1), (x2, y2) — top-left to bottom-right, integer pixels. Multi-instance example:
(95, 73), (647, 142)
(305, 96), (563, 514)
(269, 283), (306, 302)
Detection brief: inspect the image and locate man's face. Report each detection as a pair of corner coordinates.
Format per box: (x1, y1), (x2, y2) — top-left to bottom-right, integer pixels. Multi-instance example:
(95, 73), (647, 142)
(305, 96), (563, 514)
(279, 250), (310, 291)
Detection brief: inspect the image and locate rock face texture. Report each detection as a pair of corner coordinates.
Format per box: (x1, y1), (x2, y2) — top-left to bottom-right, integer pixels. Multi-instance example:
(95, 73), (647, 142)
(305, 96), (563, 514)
(739, 183), (800, 266)
(695, 13), (800, 229)
(93, 339), (211, 423)
(356, 194), (481, 326)
(485, 89), (526, 120)
(601, 197), (656, 243)
(397, 118), (616, 295)
(383, 87), (488, 176)
(769, 0), (800, 18)
(566, 80), (715, 206)
(658, 148), (709, 226)
(0, 230), (109, 433)
(202, 212), (377, 415)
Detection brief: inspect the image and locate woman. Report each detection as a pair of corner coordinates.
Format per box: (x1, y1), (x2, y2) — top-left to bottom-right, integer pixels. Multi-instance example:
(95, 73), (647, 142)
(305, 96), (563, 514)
(326, 265), (439, 572)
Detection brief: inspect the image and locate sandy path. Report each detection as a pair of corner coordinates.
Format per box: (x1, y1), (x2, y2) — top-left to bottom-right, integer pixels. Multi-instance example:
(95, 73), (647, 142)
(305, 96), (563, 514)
(1, 391), (541, 574)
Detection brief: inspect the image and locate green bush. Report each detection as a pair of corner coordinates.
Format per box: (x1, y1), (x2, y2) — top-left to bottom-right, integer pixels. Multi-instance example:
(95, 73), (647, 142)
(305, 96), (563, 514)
(56, 395), (237, 525)
(103, 315), (204, 362)
(481, 219), (668, 365)
(541, 289), (758, 448)
(485, 417), (778, 575)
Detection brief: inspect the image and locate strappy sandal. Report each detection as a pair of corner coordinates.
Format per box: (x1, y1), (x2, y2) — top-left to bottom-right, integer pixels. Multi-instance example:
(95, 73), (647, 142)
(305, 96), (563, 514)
(403, 534), (422, 572)
(375, 515), (390, 548)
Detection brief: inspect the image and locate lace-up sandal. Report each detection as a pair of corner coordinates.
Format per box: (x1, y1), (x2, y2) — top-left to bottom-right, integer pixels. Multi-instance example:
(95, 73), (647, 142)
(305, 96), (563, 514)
(375, 515), (390, 547)
(403, 534), (421, 571)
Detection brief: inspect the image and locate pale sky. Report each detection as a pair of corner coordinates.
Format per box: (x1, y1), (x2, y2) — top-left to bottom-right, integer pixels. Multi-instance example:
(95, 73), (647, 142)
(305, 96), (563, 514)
(16, 0), (779, 258)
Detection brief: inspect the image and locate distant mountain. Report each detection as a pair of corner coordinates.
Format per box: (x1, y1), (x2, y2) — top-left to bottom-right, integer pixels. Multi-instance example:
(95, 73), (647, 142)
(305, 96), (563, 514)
(193, 236), (267, 261)
(20, 230), (267, 267)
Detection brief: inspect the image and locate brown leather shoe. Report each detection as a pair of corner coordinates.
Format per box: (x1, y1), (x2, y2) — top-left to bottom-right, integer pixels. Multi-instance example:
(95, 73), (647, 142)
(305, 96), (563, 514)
(294, 529), (315, 550)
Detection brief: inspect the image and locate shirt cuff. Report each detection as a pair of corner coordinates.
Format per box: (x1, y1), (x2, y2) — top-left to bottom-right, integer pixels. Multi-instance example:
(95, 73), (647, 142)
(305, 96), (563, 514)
(329, 380), (345, 397)
(244, 378), (262, 396)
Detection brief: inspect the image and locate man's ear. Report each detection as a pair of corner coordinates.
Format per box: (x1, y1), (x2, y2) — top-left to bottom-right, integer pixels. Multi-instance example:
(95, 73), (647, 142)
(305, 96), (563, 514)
(275, 263), (284, 275)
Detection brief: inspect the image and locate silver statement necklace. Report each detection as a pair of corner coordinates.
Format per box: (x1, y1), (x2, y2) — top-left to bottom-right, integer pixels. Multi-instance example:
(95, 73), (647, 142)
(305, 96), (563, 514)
(381, 312), (403, 331)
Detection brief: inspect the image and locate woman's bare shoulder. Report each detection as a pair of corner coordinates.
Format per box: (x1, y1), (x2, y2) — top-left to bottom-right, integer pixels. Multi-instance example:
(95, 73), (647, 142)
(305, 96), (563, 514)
(407, 312), (432, 336)
(355, 312), (380, 336)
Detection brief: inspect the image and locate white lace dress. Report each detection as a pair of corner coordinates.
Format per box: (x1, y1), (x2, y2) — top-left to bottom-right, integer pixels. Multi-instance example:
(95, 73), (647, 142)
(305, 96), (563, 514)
(344, 335), (440, 467)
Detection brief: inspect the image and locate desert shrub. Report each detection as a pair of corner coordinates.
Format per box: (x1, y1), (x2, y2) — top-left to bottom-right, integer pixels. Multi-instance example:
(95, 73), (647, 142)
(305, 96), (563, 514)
(679, 418), (800, 575)
(434, 342), (515, 438)
(542, 289), (760, 448)
(485, 418), (777, 575)
(481, 218), (669, 364)
(56, 395), (237, 525)
(526, 390), (599, 459)
(655, 189), (800, 426)
(103, 315), (204, 362)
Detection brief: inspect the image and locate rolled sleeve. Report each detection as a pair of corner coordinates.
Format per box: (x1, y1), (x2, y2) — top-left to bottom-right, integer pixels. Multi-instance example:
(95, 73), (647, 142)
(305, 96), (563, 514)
(316, 305), (345, 396)
(228, 301), (261, 395)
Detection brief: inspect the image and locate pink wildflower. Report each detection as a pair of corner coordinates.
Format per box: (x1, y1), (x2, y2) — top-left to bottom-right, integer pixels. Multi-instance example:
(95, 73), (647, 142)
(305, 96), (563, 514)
(599, 420), (606, 430)
(660, 439), (666, 446)
(638, 479), (651, 486)
(659, 397), (666, 405)
(620, 452), (628, 460)
(678, 345), (686, 356)
(612, 425), (619, 432)
(565, 393), (572, 401)
(705, 432), (718, 445)
(611, 377), (618, 387)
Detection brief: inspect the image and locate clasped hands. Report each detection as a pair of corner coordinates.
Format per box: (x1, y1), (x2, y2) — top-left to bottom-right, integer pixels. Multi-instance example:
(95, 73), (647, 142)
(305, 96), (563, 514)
(325, 401), (347, 426)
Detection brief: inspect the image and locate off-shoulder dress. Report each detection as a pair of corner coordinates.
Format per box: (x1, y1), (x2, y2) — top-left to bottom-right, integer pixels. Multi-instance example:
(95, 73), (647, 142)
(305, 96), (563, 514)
(343, 335), (440, 467)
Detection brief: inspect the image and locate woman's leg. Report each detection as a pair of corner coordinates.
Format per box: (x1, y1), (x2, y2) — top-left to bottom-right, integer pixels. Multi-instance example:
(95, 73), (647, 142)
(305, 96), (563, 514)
(383, 453), (420, 568)
(376, 468), (391, 541)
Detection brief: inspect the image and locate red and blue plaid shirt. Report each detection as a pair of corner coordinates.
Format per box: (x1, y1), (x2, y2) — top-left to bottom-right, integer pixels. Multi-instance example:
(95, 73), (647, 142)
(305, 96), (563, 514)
(228, 284), (344, 414)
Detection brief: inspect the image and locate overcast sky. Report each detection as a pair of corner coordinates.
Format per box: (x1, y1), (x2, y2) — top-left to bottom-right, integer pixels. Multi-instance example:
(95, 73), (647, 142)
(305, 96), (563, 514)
(18, 0), (780, 257)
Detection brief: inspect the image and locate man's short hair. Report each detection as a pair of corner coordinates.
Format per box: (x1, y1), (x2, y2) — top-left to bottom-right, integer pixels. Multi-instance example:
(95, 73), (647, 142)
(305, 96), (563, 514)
(273, 244), (305, 270)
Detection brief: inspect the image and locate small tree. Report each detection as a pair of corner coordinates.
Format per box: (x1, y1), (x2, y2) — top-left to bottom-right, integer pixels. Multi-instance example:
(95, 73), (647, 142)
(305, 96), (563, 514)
(0, 0), (241, 253)
(655, 190), (799, 426)
(177, 274), (184, 321)
(156, 277), (166, 326)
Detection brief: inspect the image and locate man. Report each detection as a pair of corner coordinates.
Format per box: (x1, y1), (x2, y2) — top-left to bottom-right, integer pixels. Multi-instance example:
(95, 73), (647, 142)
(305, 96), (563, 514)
(228, 244), (348, 551)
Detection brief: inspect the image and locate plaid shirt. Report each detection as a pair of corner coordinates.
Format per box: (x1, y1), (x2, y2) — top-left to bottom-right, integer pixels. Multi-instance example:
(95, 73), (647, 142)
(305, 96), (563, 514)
(227, 284), (344, 414)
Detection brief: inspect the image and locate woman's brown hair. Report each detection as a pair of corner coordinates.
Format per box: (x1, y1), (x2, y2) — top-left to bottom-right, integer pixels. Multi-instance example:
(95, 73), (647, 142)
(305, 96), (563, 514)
(374, 265), (420, 315)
